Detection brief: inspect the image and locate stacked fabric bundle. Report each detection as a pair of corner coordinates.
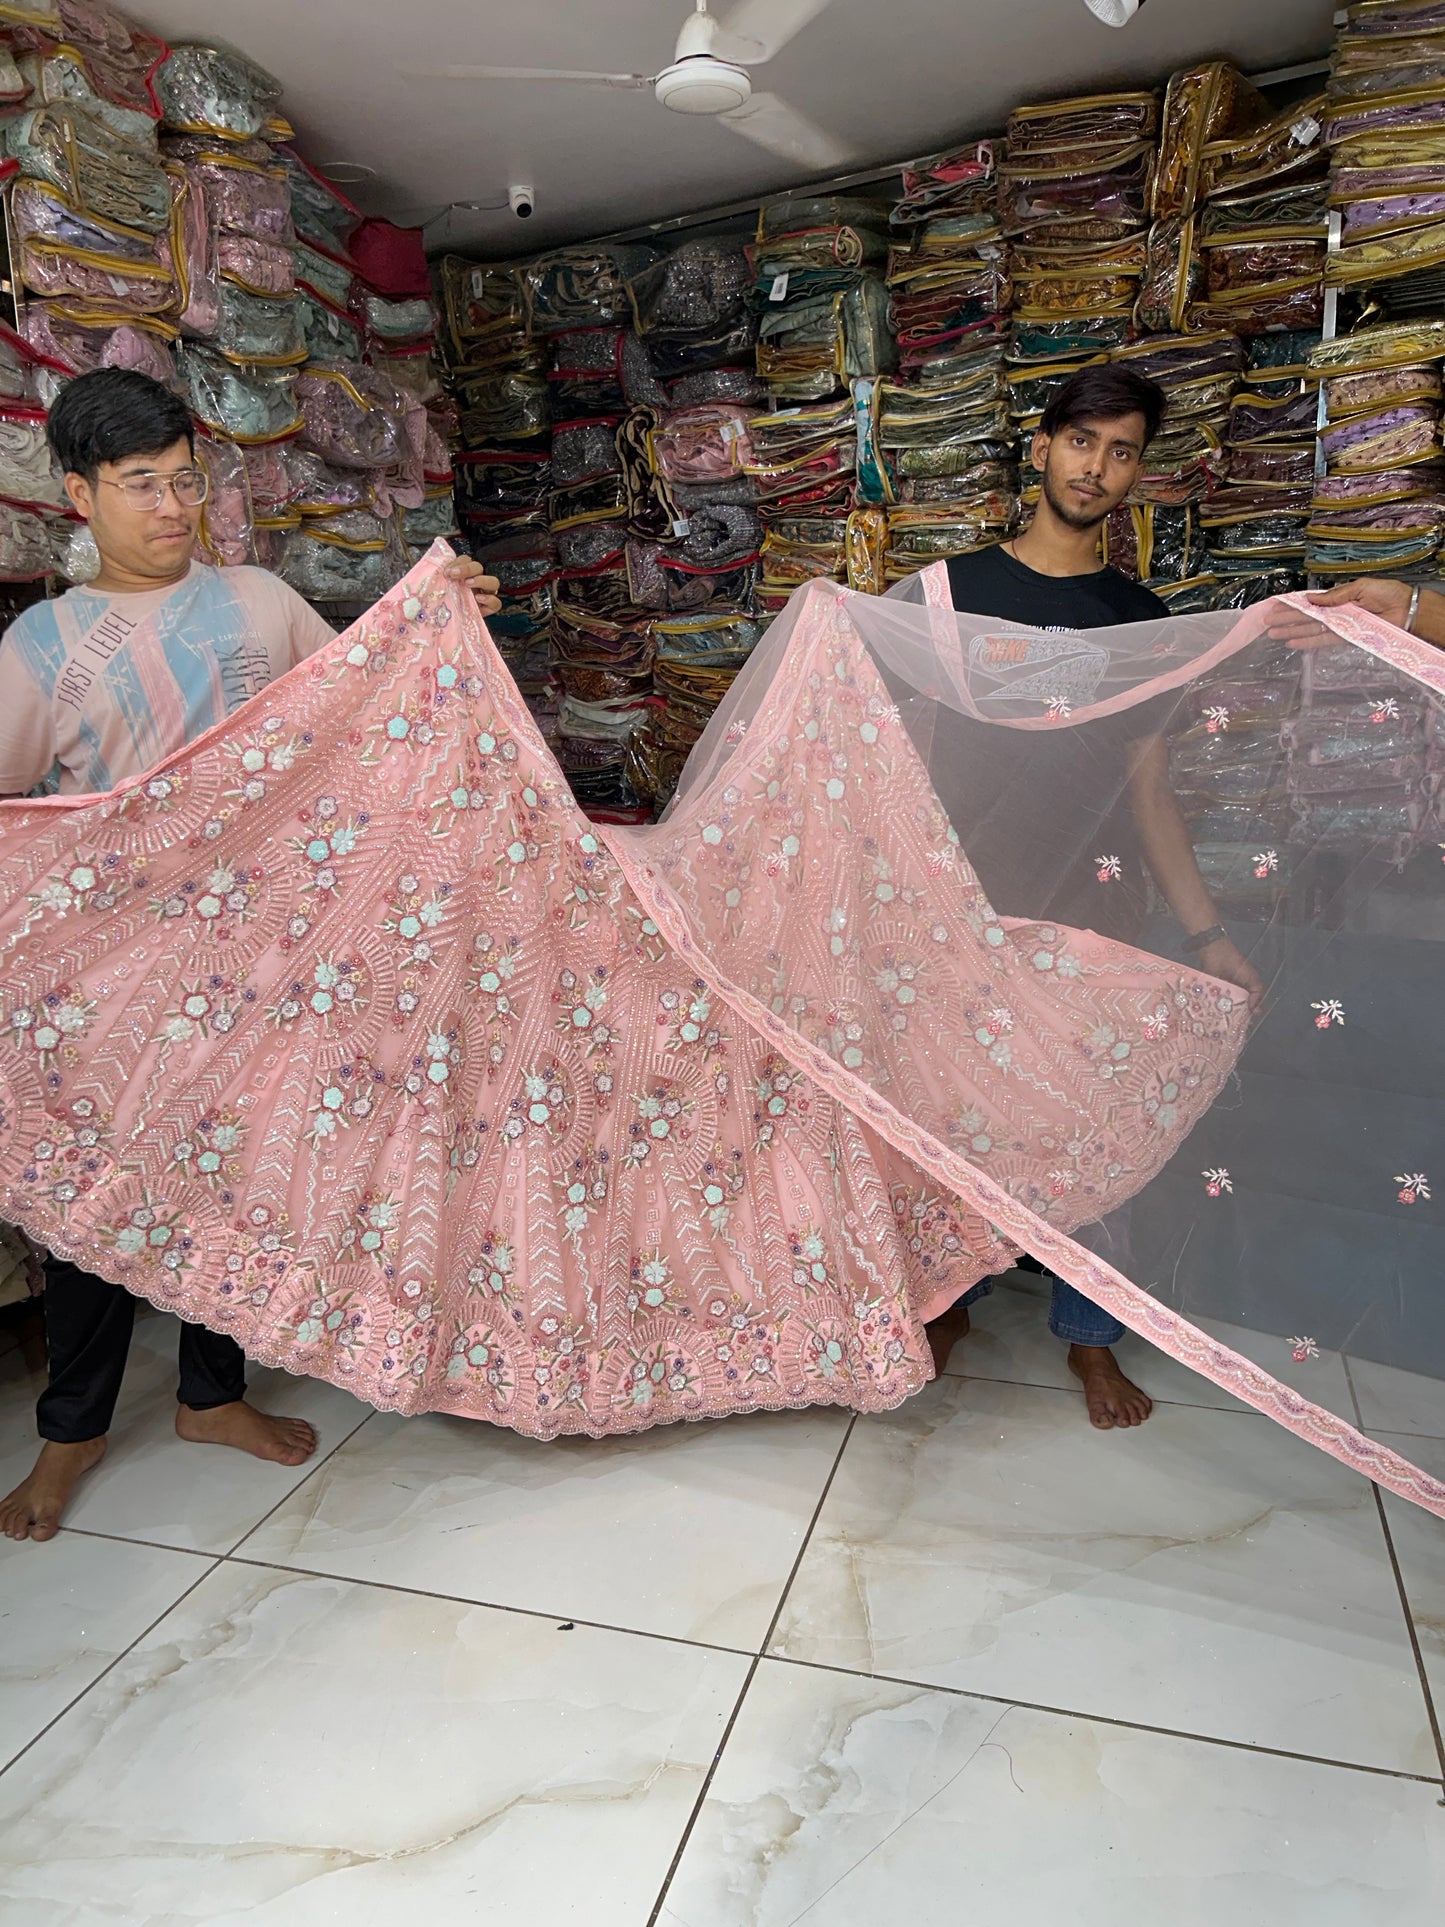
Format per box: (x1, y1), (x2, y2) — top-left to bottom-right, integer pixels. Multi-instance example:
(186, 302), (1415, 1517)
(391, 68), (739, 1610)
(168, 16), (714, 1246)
(1200, 332), (1320, 585)
(0, 10), (456, 620)
(1168, 636), (1305, 904)
(525, 255), (653, 816)
(741, 395), (854, 611)
(1182, 88), (1330, 336)
(622, 240), (766, 807)
(879, 141), (1018, 576)
(750, 194), (895, 403)
(1286, 641), (1441, 861)
(1325, 0), (1445, 302)
(1306, 318), (1445, 574)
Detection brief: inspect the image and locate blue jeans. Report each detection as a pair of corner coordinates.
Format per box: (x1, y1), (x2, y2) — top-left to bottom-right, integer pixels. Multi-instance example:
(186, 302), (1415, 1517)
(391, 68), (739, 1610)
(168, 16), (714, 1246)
(956, 1204), (1129, 1348)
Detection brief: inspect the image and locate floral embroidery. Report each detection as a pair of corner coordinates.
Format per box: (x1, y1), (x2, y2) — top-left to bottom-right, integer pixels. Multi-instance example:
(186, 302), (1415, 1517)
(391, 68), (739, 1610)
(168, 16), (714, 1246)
(1203, 1167), (1233, 1197)
(1253, 848), (1278, 878)
(1396, 1172), (1431, 1204)
(1291, 1336), (1320, 1361)
(1311, 999), (1345, 1029)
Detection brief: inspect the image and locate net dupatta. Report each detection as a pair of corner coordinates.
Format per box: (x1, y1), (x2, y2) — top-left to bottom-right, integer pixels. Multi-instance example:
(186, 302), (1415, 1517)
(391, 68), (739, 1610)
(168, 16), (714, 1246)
(1, 545), (1442, 1513)
(645, 565), (1445, 1517)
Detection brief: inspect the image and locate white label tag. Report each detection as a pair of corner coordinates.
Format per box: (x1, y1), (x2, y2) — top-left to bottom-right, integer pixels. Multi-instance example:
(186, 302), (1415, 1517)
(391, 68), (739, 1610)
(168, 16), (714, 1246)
(719, 421), (739, 443)
(325, 310), (340, 337)
(671, 517), (691, 536)
(770, 272), (790, 302)
(471, 268), (484, 297)
(1290, 115), (1321, 147)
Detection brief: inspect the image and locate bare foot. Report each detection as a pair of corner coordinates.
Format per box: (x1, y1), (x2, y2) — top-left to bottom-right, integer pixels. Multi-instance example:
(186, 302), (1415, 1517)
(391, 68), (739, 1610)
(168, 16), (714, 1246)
(1068, 1345), (1153, 1429)
(924, 1301), (971, 1377)
(0, 1437), (108, 1542)
(175, 1400), (317, 1466)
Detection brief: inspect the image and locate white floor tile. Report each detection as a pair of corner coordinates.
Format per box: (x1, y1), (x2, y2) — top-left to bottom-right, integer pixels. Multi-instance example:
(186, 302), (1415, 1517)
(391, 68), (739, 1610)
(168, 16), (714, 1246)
(0, 1562), (747, 1926)
(771, 1375), (1435, 1773)
(1377, 1431), (1445, 1722)
(242, 1404), (849, 1647)
(0, 1533), (210, 1770)
(948, 1271), (1356, 1419)
(659, 1661), (1445, 1927)
(1352, 1357), (1445, 1442)
(0, 1312), (373, 1556)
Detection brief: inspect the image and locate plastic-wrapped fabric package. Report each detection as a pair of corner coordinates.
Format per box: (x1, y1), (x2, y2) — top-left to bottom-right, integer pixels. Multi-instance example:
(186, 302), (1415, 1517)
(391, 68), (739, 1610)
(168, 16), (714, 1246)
(154, 45), (283, 139)
(0, 500), (61, 578)
(998, 141), (1156, 239)
(555, 521), (626, 574)
(217, 233), (295, 296)
(360, 290), (436, 343)
(1200, 91), (1329, 199)
(187, 152), (293, 240)
(401, 487), (460, 551)
(453, 366), (550, 446)
(295, 363), (414, 471)
(525, 245), (661, 333)
(625, 537), (753, 614)
(551, 416), (623, 488)
(275, 527), (396, 602)
(275, 145), (360, 255)
(194, 431), (254, 568)
(892, 139), (998, 225)
(646, 318), (758, 380)
(175, 344), (301, 443)
(19, 307), (177, 397)
(756, 281), (896, 399)
(1153, 61), (1268, 220)
(1103, 502), (1206, 583)
(0, 403), (68, 506)
(290, 239), (354, 313)
(627, 239), (750, 336)
(435, 256), (525, 365)
(16, 234), (177, 313)
(649, 402), (753, 484)
(297, 288), (364, 364)
(1321, 401), (1441, 469)
(210, 283), (304, 365)
(0, 321), (45, 403)
(4, 104), (170, 229)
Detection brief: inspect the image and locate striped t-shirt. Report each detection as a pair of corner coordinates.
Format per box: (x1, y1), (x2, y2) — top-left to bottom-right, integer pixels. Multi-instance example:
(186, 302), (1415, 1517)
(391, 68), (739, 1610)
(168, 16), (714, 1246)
(0, 562), (335, 795)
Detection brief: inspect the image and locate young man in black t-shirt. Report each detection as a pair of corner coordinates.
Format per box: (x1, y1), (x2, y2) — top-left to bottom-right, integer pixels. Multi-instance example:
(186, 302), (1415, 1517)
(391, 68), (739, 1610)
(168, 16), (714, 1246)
(926, 364), (1263, 1429)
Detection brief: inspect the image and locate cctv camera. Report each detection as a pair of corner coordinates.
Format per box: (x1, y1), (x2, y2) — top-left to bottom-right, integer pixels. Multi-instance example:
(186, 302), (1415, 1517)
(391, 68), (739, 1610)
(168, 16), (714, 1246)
(508, 185), (535, 219)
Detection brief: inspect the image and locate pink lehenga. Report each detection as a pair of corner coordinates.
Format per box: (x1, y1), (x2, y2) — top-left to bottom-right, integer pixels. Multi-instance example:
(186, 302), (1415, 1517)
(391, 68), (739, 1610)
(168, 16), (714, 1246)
(1, 544), (1442, 1516)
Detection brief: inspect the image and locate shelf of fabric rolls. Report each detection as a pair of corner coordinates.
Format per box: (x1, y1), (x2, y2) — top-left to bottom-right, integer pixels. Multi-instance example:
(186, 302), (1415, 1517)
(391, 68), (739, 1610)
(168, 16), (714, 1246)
(0, 13), (459, 654)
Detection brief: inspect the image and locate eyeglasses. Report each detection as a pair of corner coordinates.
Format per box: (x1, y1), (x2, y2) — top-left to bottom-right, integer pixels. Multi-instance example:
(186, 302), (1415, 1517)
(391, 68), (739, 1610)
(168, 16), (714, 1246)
(100, 468), (210, 510)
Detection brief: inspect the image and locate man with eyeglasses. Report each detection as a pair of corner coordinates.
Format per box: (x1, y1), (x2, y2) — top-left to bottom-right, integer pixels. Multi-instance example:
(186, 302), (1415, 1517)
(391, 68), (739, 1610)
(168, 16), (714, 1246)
(0, 368), (502, 1542)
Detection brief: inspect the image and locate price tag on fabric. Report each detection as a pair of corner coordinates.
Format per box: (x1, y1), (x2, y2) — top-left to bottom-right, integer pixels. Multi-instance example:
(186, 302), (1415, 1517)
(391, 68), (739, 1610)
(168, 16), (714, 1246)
(672, 518), (691, 536)
(1290, 115), (1321, 146)
(471, 269), (485, 297)
(770, 272), (790, 302)
(326, 310), (340, 337)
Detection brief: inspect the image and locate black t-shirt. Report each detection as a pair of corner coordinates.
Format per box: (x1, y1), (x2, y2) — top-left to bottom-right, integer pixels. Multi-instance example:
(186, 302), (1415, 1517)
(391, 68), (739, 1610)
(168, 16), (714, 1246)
(938, 546), (1180, 935)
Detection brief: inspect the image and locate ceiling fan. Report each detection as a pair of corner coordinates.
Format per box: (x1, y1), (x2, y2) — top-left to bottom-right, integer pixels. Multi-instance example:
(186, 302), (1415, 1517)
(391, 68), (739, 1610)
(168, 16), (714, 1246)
(402, 0), (856, 172)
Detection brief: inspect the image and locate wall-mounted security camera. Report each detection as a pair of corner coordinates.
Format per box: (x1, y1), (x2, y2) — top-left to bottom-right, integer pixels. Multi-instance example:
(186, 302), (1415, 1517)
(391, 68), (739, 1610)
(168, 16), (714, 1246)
(508, 184), (535, 219)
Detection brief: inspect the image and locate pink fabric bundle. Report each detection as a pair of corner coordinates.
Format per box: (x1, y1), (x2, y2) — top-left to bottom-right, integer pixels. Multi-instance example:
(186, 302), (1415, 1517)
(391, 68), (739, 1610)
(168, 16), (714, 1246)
(649, 403), (754, 482)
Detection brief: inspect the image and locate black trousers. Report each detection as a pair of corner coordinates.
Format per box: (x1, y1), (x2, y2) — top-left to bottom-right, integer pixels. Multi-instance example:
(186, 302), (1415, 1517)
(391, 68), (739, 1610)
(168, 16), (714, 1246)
(37, 1258), (247, 1444)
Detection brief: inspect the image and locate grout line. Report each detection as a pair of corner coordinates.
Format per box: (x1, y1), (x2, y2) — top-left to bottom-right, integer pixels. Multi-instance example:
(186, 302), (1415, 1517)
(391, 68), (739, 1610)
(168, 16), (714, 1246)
(221, 1404), (378, 1557)
(218, 1549), (757, 1659)
(0, 1551), (224, 1782)
(1341, 1355), (1445, 1793)
(1366, 1499), (1445, 1793)
(766, 1650), (1445, 1790)
(645, 1413), (859, 1927)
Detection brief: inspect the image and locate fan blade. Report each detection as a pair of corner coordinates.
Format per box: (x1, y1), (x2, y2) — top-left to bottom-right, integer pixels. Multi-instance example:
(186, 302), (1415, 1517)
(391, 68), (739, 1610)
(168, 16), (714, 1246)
(719, 92), (857, 171)
(713, 0), (837, 66)
(400, 64), (652, 87)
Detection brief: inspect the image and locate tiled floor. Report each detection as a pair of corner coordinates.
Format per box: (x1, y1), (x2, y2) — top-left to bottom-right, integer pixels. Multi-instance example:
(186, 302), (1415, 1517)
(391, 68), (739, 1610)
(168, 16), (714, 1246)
(1, 1278), (1442, 1924)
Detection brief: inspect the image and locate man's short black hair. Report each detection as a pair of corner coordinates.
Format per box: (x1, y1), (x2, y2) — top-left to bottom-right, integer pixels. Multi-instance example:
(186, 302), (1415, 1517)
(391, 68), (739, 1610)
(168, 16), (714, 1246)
(1039, 363), (1166, 449)
(46, 368), (194, 483)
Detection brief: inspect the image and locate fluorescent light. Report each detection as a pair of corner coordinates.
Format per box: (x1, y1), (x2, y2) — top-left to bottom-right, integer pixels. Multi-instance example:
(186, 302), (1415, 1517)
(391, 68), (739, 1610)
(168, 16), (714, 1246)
(1085, 0), (1147, 24)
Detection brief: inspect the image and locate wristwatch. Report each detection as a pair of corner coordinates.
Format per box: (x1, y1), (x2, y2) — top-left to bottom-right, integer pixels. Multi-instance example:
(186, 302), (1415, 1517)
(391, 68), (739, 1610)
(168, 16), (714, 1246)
(1183, 923), (1227, 955)
(1405, 583), (1422, 634)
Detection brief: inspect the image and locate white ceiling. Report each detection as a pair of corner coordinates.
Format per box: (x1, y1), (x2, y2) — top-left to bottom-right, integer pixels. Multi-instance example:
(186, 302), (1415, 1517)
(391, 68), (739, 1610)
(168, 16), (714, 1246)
(128, 0), (1339, 253)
